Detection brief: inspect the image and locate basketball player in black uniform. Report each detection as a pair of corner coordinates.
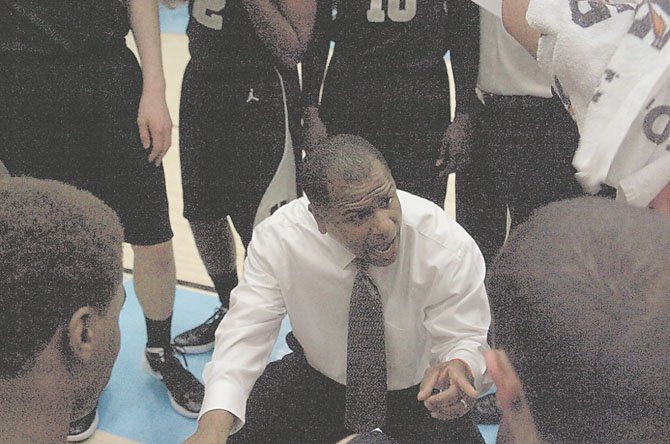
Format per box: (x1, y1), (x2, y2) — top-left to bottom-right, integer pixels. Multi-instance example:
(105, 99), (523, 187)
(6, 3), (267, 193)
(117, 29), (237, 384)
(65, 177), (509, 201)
(172, 0), (315, 353)
(0, 0), (203, 439)
(302, 0), (480, 207)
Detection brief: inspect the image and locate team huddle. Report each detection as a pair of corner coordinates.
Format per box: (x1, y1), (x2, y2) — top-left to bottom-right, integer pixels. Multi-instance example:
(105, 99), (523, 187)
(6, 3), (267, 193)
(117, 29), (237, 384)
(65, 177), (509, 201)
(0, 1), (669, 444)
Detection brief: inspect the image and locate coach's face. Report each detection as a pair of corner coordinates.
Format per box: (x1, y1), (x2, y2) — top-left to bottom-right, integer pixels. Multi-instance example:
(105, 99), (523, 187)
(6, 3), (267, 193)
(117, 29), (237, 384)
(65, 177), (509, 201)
(313, 160), (402, 267)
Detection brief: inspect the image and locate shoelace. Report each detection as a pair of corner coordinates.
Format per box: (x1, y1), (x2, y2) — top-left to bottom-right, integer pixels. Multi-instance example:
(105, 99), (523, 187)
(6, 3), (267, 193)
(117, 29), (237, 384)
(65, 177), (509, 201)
(150, 344), (192, 373)
(169, 344), (191, 371)
(204, 307), (227, 326)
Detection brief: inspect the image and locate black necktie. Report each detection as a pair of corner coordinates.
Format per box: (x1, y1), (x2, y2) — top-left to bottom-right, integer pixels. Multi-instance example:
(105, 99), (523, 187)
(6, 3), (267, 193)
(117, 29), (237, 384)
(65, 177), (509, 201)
(345, 262), (387, 432)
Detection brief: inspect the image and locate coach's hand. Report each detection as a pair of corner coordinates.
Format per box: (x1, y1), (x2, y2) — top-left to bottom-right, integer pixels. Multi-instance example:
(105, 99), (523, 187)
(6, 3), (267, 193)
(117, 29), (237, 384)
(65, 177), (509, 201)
(182, 409), (234, 444)
(137, 85), (173, 167)
(302, 106), (328, 154)
(435, 113), (475, 177)
(417, 359), (478, 421)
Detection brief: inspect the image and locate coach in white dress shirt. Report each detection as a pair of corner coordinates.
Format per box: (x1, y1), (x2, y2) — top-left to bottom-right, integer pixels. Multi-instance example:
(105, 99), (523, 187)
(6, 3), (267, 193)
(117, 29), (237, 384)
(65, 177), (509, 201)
(185, 135), (491, 444)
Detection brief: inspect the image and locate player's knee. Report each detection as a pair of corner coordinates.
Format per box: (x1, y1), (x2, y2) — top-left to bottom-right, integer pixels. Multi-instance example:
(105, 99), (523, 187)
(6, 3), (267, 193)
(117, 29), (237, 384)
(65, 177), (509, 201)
(132, 240), (175, 270)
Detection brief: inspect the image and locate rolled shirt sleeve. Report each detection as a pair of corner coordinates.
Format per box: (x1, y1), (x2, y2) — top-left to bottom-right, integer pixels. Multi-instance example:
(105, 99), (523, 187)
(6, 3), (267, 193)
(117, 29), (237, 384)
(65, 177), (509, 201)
(200, 228), (287, 433)
(423, 233), (492, 394)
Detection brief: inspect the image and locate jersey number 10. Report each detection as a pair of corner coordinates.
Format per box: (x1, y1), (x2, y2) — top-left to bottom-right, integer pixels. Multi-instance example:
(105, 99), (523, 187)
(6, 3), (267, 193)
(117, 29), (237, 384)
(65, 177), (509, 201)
(367, 0), (417, 22)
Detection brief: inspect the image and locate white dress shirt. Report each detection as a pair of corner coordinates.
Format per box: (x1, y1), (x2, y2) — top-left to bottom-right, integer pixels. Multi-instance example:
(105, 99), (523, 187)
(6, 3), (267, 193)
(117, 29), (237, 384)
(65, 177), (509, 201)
(201, 191), (491, 431)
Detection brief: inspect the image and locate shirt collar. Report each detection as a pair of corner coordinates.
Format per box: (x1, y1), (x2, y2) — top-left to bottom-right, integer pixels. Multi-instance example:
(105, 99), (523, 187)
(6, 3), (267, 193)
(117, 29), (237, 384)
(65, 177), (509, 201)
(323, 221), (406, 271)
(324, 233), (357, 270)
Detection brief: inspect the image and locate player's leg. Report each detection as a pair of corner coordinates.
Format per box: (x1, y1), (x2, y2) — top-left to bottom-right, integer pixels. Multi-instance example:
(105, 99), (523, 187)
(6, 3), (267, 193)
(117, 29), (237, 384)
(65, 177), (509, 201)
(174, 63), (242, 353)
(229, 67), (292, 246)
(320, 61), (440, 200)
(373, 127), (448, 206)
(90, 49), (203, 417)
(178, 66), (295, 356)
(189, 217), (238, 299)
(131, 242), (204, 418)
(373, 64), (451, 206)
(0, 58), (83, 184)
(506, 95), (583, 228)
(174, 216), (238, 353)
(133, 241), (176, 323)
(456, 96), (509, 266)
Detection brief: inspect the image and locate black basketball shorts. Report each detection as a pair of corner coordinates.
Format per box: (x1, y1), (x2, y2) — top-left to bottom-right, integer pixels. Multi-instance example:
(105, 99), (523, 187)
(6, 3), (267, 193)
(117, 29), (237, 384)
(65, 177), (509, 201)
(0, 48), (173, 246)
(179, 62), (295, 241)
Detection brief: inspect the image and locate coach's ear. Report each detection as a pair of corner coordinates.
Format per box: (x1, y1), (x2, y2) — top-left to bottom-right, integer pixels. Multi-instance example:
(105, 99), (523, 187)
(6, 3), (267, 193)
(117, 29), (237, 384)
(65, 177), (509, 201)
(308, 203), (328, 235)
(485, 350), (540, 444)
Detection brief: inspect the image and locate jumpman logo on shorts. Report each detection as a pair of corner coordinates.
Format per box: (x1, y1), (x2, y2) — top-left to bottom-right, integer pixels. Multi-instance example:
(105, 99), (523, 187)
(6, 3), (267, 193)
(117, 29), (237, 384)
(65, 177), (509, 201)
(246, 88), (260, 103)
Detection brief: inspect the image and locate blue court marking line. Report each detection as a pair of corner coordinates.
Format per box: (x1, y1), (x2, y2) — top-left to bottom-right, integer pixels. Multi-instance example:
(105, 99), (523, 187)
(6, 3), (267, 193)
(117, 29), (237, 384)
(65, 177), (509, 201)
(159, 3), (189, 34)
(98, 280), (291, 443)
(100, 280), (496, 443)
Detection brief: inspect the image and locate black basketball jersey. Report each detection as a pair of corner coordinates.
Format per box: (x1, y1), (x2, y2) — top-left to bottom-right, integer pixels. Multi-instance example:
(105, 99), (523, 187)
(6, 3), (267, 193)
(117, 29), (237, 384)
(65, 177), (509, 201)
(0, 0), (129, 56)
(186, 0), (274, 68)
(332, 0), (450, 67)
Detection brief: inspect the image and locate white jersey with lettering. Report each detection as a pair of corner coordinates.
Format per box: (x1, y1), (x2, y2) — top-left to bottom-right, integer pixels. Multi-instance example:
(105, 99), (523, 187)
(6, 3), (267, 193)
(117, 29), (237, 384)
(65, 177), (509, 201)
(528, 0), (670, 207)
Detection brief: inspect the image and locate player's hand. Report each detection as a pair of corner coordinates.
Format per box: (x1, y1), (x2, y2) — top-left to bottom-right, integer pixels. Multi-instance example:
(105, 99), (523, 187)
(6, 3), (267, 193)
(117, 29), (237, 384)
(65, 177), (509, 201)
(435, 113), (476, 177)
(417, 359), (478, 421)
(301, 106), (328, 154)
(137, 86), (173, 167)
(649, 181), (670, 215)
(484, 350), (540, 444)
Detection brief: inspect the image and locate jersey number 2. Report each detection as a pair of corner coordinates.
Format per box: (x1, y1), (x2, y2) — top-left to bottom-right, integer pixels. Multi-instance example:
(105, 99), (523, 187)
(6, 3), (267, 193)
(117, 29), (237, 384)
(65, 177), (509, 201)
(193, 0), (227, 30)
(367, 0), (417, 22)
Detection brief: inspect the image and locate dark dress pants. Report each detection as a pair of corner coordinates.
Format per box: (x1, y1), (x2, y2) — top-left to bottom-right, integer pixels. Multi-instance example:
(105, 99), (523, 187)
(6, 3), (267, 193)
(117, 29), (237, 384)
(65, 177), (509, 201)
(229, 334), (484, 444)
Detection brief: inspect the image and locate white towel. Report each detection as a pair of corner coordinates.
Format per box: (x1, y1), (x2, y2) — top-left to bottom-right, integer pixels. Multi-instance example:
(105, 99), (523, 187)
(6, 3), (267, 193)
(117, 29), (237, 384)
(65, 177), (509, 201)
(605, 62), (670, 207)
(527, 0), (636, 131)
(577, 2), (670, 206)
(528, 0), (670, 208)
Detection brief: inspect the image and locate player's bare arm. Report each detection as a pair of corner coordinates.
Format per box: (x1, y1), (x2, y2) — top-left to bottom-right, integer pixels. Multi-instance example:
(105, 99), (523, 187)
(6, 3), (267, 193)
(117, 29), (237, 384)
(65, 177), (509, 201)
(501, 0), (539, 57)
(128, 0), (173, 166)
(243, 0), (317, 67)
(300, 0), (334, 153)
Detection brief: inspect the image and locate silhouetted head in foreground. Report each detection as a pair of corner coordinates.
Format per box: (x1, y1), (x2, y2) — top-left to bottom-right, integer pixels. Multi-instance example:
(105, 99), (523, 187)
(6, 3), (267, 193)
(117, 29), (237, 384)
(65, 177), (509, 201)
(487, 197), (670, 444)
(0, 177), (125, 443)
